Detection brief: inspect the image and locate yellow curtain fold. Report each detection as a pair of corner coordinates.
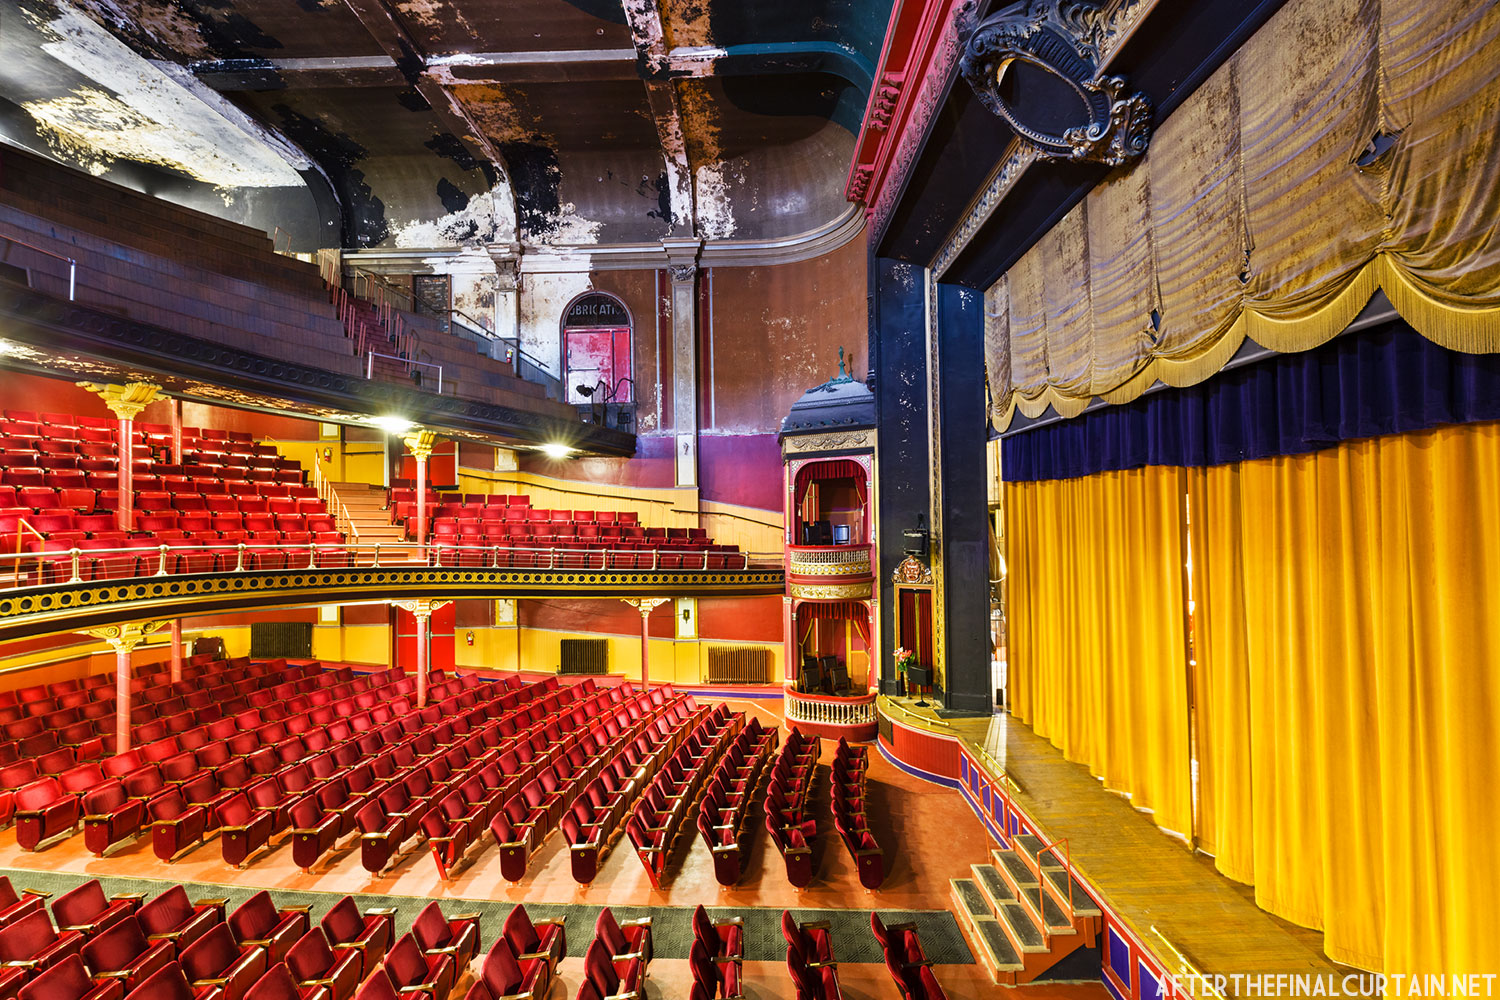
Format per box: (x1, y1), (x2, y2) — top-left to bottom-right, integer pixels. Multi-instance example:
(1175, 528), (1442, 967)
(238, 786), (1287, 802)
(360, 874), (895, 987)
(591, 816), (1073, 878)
(1184, 422), (1500, 972)
(986, 0), (1500, 430)
(1002, 467), (1192, 838)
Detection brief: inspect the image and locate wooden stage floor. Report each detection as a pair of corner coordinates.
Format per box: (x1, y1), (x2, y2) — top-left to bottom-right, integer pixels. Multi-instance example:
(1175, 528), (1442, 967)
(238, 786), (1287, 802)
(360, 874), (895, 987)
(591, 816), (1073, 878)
(899, 702), (1351, 989)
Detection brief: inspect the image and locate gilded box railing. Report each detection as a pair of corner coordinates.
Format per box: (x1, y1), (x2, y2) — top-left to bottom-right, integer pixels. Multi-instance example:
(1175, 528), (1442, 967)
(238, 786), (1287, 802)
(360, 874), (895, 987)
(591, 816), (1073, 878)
(784, 689), (877, 728)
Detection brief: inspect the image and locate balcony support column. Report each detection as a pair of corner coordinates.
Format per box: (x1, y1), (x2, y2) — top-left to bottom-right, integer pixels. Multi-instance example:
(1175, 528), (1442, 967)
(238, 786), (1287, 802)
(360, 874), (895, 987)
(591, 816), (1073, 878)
(83, 621), (167, 751)
(77, 382), (162, 533)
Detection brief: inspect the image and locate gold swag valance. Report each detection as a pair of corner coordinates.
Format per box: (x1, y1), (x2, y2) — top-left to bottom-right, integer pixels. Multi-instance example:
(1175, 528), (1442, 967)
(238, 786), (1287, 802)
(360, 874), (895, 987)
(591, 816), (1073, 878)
(987, 0), (1500, 429)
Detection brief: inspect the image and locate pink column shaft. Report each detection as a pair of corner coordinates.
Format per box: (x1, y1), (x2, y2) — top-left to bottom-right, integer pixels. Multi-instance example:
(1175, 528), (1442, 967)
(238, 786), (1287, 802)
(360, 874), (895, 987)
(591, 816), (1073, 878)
(414, 456), (428, 545)
(170, 620), (183, 684)
(416, 612), (429, 707)
(118, 417), (134, 533)
(115, 646), (131, 751)
(639, 609), (650, 689)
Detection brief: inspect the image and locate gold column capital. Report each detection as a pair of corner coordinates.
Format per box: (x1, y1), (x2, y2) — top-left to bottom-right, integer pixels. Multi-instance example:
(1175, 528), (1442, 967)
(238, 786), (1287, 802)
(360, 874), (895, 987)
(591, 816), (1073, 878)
(401, 429), (440, 461)
(393, 599), (451, 620)
(76, 382), (163, 421)
(621, 598), (670, 619)
(81, 620), (168, 654)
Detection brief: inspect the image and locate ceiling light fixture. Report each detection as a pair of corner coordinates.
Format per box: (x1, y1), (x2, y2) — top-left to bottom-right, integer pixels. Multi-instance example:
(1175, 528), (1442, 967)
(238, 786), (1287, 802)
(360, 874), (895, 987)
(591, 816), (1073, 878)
(369, 415), (414, 434)
(538, 443), (574, 459)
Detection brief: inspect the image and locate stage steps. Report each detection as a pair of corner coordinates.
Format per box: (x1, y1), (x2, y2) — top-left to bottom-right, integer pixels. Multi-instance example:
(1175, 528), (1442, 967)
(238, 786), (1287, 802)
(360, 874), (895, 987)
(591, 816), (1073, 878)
(949, 833), (1104, 985)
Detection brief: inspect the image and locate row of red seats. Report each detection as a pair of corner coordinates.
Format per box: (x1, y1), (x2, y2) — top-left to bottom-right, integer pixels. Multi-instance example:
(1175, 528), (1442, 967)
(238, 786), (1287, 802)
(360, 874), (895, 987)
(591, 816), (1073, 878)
(873, 913), (949, 1000)
(427, 507), (641, 524)
(430, 544), (747, 571)
(0, 660), (331, 778)
(559, 696), (725, 884)
(0, 482), (316, 523)
(0, 467), (301, 492)
(783, 910), (841, 1000)
(625, 708), (744, 888)
(349, 679), (626, 879)
(156, 674), (519, 869)
(486, 688), (705, 884)
(696, 720), (779, 886)
(25, 539), (359, 586)
(765, 728), (821, 888)
(458, 904), (563, 1000)
(0, 668), (417, 851)
(175, 676), (499, 867)
(576, 908), (652, 1000)
(833, 737), (884, 890)
(687, 903), (745, 1000)
(348, 678), (642, 878)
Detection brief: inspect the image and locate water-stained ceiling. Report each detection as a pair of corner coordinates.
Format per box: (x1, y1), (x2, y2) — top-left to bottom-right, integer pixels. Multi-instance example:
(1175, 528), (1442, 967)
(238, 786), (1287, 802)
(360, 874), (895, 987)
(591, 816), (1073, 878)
(1, 0), (892, 250)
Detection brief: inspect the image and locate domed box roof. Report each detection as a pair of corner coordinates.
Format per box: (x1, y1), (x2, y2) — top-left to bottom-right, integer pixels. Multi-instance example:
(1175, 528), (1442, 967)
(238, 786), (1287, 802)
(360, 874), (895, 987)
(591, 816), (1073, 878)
(778, 349), (876, 440)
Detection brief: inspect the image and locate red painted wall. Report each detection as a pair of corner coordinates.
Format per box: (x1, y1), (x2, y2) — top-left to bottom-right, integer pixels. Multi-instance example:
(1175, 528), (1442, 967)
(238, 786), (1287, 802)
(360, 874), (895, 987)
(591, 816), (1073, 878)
(394, 603), (455, 672)
(520, 596), (779, 643)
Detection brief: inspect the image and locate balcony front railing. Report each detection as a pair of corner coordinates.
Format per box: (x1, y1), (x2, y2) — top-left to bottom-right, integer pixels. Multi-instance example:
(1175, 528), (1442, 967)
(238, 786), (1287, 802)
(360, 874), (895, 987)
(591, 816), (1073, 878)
(784, 688), (877, 728)
(787, 543), (873, 578)
(2, 540), (783, 591)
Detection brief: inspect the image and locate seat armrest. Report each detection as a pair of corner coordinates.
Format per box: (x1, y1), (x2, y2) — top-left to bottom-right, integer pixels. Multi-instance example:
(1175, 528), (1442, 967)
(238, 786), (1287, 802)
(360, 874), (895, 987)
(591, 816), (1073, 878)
(21, 888), (52, 899)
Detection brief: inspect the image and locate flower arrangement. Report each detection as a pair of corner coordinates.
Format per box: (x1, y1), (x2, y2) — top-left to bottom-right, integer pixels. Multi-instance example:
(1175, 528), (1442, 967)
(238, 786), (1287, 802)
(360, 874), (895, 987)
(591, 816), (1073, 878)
(894, 647), (917, 674)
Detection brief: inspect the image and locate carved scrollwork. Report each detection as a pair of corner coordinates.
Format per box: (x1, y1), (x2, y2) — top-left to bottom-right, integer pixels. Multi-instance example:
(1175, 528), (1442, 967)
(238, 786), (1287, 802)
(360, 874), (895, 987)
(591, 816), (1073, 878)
(960, 0), (1153, 167)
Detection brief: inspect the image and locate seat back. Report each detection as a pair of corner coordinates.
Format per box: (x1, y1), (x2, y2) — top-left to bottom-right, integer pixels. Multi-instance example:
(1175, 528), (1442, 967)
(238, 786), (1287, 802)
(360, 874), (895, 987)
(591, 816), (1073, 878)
(17, 954), (95, 1000)
(409, 904), (452, 952)
(227, 892), (278, 943)
(382, 934), (428, 989)
(83, 916), (151, 972)
(478, 940), (522, 998)
(179, 923), (241, 980)
(244, 963), (303, 1000)
(318, 898), (364, 948)
(0, 910), (57, 961)
(284, 928), (335, 980)
(52, 879), (109, 928)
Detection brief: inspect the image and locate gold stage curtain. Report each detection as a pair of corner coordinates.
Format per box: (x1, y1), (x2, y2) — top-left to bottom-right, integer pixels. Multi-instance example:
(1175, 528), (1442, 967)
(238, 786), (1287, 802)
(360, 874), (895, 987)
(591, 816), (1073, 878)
(1003, 467), (1192, 837)
(988, 0), (1500, 431)
(1187, 422), (1500, 972)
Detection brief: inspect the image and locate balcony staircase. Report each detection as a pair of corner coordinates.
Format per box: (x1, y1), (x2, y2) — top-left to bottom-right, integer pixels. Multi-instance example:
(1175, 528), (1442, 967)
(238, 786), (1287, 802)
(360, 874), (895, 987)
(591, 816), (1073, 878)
(950, 832), (1101, 984)
(327, 482), (422, 563)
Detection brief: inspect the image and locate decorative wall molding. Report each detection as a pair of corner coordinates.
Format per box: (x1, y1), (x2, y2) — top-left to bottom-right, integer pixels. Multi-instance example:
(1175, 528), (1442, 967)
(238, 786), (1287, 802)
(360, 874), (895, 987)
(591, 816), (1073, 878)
(344, 205), (866, 276)
(933, 0), (1156, 277)
(959, 0), (1153, 167)
(781, 428), (877, 456)
(843, 0), (975, 244)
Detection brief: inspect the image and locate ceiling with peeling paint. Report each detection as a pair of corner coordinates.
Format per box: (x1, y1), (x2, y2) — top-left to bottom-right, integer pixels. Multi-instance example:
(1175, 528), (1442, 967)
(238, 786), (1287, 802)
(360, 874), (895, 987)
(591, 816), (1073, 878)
(0, 0), (892, 251)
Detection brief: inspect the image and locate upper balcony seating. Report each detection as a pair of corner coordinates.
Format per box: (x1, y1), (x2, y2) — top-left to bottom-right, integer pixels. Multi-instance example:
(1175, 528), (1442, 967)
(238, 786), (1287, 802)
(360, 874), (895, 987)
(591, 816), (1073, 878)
(0, 414), (341, 582)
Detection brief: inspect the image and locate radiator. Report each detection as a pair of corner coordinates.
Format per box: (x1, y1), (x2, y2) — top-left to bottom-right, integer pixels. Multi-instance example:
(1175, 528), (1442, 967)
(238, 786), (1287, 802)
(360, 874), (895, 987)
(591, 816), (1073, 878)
(706, 646), (771, 685)
(249, 622), (312, 659)
(560, 638), (609, 675)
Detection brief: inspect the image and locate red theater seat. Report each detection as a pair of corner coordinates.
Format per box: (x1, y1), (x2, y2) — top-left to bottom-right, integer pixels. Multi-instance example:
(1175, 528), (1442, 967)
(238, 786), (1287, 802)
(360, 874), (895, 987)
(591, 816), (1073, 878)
(316, 900), (389, 982)
(226, 895), (306, 968)
(283, 931), (358, 1000)
(81, 917), (173, 992)
(178, 924), (266, 1000)
(17, 954), (121, 1000)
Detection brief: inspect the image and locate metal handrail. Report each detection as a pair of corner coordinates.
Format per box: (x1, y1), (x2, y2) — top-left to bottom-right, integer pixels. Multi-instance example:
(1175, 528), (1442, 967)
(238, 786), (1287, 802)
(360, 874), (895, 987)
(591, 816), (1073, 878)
(10, 518), (46, 585)
(1033, 836), (1073, 949)
(366, 351), (443, 394)
(0, 539), (776, 589)
(1, 234), (76, 299)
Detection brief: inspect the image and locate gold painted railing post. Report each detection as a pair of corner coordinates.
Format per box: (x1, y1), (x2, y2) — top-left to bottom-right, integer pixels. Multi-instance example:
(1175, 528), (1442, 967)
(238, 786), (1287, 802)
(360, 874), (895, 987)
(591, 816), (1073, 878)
(156, 545), (169, 576)
(235, 544), (246, 571)
(307, 544), (318, 570)
(68, 548), (81, 584)
(373, 543), (381, 567)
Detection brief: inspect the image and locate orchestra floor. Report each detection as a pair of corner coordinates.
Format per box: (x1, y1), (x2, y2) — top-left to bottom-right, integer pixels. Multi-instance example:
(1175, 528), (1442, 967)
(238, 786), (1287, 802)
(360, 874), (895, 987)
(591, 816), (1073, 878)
(0, 690), (1110, 999)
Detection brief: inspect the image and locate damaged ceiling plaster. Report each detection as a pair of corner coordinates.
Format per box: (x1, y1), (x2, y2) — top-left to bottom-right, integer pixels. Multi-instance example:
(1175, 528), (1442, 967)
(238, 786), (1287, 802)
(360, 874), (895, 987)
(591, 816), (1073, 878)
(1, 0), (890, 253)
